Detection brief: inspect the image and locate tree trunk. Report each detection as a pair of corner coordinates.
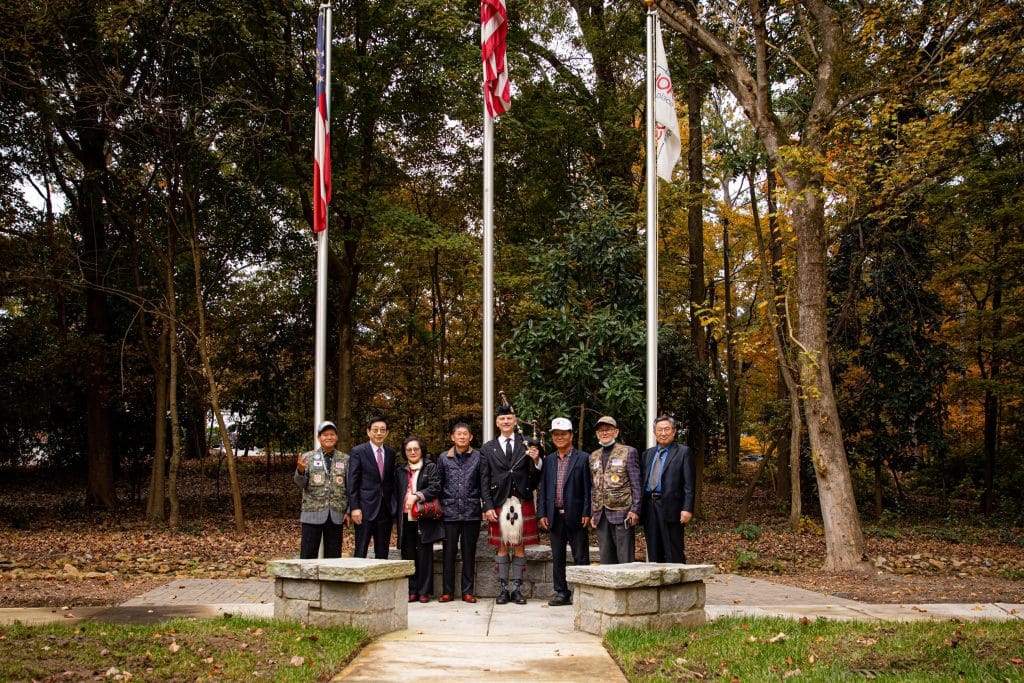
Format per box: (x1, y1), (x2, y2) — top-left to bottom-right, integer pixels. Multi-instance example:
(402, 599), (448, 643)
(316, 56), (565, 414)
(791, 193), (869, 571)
(873, 457), (883, 519)
(78, 124), (116, 510)
(165, 229), (184, 530)
(684, 3), (708, 520)
(723, 218), (739, 476)
(146, 328), (168, 522)
(739, 441), (775, 521)
(765, 160), (791, 504)
(788, 387), (803, 530)
(980, 267), (1002, 514)
(748, 166), (802, 528)
(187, 211), (244, 533)
(334, 237), (360, 451)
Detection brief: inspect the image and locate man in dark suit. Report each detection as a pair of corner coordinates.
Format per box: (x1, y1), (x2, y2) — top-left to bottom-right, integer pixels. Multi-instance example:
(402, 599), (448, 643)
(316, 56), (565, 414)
(537, 417), (591, 606)
(347, 416), (397, 558)
(641, 415), (696, 563)
(480, 404), (542, 605)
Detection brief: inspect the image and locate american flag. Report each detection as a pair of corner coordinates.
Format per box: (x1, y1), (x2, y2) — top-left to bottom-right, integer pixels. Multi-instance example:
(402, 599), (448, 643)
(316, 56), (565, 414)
(312, 8), (331, 233)
(481, 0), (511, 117)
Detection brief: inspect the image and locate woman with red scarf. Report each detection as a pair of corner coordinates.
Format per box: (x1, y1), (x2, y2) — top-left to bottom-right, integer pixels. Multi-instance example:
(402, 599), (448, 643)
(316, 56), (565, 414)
(396, 436), (444, 602)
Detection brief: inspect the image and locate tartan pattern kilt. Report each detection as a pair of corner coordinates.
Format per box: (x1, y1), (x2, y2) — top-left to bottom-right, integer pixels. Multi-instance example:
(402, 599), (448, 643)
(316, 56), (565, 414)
(488, 498), (540, 546)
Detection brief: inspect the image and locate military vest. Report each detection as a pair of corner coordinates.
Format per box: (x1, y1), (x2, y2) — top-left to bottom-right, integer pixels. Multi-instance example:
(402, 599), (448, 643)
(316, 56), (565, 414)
(590, 443), (633, 512)
(302, 448), (349, 513)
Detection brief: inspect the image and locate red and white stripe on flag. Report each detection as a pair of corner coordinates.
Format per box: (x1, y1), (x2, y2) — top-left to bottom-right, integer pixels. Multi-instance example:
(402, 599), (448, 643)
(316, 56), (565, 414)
(312, 8), (331, 233)
(481, 0), (511, 118)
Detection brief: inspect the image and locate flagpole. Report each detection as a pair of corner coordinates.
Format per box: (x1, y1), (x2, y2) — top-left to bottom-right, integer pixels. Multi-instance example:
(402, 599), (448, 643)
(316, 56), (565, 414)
(482, 95), (495, 443)
(314, 4), (332, 446)
(645, 2), (659, 449)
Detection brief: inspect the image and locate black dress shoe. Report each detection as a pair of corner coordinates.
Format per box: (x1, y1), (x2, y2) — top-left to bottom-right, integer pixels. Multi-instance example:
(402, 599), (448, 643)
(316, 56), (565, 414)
(511, 589), (527, 605)
(547, 593), (571, 606)
(495, 589), (510, 605)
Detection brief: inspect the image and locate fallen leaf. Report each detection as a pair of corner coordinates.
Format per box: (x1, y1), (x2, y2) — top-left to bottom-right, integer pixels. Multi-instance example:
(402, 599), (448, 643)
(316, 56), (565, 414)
(769, 632), (788, 643)
(289, 656), (305, 666)
(808, 654), (816, 664)
(168, 642), (180, 653)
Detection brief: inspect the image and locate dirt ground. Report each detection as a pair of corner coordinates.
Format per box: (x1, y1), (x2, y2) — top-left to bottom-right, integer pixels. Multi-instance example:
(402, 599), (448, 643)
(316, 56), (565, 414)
(1, 459), (1021, 607)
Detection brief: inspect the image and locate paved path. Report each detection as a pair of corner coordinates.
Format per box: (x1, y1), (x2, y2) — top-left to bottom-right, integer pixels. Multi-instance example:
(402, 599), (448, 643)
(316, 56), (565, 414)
(1, 575), (1020, 682)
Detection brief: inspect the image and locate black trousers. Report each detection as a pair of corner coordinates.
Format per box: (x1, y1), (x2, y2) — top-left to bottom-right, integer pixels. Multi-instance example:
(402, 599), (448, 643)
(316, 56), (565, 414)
(354, 513), (393, 559)
(550, 510), (590, 596)
(642, 497), (685, 563)
(443, 520), (480, 595)
(400, 520), (435, 597)
(299, 518), (343, 559)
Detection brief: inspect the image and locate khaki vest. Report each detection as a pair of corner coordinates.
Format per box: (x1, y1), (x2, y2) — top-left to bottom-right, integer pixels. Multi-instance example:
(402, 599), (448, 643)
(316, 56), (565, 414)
(590, 443), (633, 512)
(302, 449), (349, 513)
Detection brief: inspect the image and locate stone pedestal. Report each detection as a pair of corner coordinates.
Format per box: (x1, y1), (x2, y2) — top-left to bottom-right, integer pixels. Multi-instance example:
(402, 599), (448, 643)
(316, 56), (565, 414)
(565, 562), (715, 635)
(267, 558), (414, 635)
(420, 538), (599, 598)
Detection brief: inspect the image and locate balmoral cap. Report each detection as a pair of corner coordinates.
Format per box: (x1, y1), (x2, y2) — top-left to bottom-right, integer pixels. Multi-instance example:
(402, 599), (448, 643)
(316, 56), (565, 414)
(550, 417), (573, 432)
(595, 416), (618, 428)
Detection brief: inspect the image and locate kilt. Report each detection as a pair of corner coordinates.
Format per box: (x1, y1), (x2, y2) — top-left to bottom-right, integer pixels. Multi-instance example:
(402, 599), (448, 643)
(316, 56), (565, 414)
(488, 498), (540, 546)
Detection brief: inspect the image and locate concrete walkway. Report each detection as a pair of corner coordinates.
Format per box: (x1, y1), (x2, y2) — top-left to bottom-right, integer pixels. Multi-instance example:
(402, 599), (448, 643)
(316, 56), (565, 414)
(1, 575), (1020, 682)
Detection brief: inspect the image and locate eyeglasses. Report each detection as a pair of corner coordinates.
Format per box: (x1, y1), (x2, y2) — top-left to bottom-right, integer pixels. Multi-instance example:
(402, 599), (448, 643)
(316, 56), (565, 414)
(369, 427), (388, 433)
(654, 427), (675, 434)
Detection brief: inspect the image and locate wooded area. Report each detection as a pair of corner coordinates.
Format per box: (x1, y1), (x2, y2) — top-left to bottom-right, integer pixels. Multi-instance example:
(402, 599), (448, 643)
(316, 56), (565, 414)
(1, 0), (1021, 566)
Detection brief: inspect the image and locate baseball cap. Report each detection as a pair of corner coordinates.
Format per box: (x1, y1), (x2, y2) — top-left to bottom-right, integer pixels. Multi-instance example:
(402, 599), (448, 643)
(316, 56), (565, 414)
(550, 417), (573, 432)
(595, 416), (618, 428)
(317, 421), (338, 435)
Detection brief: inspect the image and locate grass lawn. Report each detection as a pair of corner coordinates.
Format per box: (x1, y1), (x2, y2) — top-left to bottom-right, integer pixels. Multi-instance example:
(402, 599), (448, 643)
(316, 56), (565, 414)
(606, 617), (1024, 681)
(0, 616), (364, 682)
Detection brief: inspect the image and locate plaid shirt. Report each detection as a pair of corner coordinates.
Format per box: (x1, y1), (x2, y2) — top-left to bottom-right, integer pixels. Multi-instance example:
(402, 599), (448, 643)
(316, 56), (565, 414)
(554, 451), (571, 508)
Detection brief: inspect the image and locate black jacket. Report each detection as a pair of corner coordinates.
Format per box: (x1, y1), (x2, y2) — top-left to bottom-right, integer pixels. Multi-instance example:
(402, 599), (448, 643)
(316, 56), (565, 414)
(346, 441), (397, 521)
(537, 448), (592, 531)
(395, 460), (445, 546)
(480, 434), (541, 512)
(639, 443), (695, 519)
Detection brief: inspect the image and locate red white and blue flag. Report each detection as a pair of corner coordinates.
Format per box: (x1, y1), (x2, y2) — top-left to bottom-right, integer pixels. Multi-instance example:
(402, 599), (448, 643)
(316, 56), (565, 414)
(312, 8), (331, 233)
(481, 0), (511, 117)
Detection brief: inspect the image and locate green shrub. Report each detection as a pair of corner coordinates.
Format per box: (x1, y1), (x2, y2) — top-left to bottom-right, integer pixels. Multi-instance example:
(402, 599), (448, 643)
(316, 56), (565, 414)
(735, 521), (762, 541)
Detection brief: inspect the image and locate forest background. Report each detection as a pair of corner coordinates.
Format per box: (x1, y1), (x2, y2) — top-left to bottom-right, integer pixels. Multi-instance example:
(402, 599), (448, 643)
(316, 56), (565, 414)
(1, 0), (1022, 575)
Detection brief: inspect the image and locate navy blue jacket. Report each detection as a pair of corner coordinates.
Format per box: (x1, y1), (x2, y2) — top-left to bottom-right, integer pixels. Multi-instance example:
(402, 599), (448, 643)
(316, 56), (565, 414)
(537, 448), (592, 531)
(346, 441), (397, 521)
(436, 447), (483, 522)
(639, 443), (695, 519)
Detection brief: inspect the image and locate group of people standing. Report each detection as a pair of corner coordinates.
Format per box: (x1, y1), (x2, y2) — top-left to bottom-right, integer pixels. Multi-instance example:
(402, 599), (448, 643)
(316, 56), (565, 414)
(294, 408), (695, 606)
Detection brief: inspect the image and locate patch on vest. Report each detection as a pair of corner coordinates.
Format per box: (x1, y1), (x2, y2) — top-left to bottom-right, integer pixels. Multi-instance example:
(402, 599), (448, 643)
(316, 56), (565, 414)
(312, 473), (324, 485)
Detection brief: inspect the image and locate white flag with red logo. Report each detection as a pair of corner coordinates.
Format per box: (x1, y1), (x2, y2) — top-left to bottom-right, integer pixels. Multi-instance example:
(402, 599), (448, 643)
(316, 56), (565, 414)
(481, 0), (511, 117)
(655, 20), (680, 181)
(312, 8), (331, 233)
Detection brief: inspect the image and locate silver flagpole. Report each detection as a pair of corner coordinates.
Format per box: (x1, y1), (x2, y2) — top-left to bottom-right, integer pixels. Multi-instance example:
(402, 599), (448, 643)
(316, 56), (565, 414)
(314, 4), (332, 447)
(482, 94), (495, 443)
(645, 4), (659, 449)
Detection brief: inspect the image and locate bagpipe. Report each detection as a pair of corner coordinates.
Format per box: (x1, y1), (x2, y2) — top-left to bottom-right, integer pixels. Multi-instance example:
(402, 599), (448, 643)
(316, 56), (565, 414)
(496, 390), (545, 545)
